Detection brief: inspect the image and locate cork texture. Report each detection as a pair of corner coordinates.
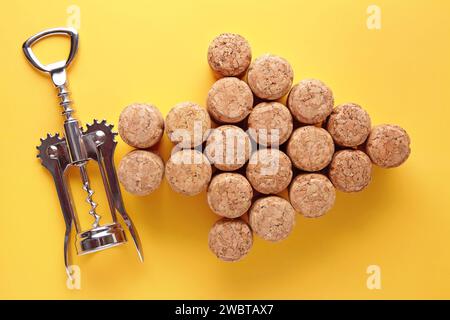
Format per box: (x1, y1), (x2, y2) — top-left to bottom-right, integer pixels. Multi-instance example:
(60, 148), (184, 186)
(366, 124), (411, 168)
(287, 79), (334, 124)
(327, 103), (371, 147)
(289, 174), (336, 218)
(165, 149), (212, 196)
(207, 173), (253, 218)
(247, 54), (294, 100)
(207, 77), (253, 123)
(207, 33), (252, 78)
(208, 218), (253, 262)
(118, 150), (164, 196)
(246, 149), (293, 195)
(205, 125), (251, 171)
(165, 101), (211, 148)
(248, 102), (293, 146)
(249, 196), (296, 242)
(329, 150), (372, 193)
(118, 103), (164, 149)
(287, 126), (335, 171)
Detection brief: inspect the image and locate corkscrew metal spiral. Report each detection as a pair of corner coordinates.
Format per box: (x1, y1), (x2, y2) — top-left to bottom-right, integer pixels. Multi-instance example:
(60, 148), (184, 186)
(80, 165), (101, 228)
(23, 27), (143, 276)
(56, 84), (74, 120)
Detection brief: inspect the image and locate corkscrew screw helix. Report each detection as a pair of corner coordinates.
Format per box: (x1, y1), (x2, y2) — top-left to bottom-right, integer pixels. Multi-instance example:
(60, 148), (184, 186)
(23, 27), (144, 277)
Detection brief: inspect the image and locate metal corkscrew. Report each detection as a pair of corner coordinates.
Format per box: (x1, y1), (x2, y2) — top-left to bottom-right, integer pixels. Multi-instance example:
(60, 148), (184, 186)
(23, 27), (143, 276)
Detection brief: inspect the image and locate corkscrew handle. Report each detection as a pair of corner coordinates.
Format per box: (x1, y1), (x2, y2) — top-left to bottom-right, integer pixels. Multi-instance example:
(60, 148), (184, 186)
(23, 27), (79, 121)
(22, 27), (78, 77)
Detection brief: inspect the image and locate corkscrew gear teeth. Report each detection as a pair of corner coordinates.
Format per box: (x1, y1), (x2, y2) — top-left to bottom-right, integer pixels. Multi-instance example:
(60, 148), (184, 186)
(37, 134), (63, 159)
(84, 119), (117, 140)
(23, 27), (143, 275)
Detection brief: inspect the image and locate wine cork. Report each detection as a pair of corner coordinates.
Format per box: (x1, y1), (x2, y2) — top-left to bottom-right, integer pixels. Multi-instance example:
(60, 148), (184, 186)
(205, 125), (251, 171)
(247, 54), (294, 100)
(165, 102), (211, 148)
(329, 150), (372, 193)
(207, 33), (252, 78)
(248, 102), (293, 146)
(249, 196), (296, 242)
(289, 174), (336, 218)
(118, 150), (164, 196)
(287, 126), (335, 171)
(208, 218), (253, 262)
(165, 149), (212, 196)
(366, 124), (411, 168)
(287, 79), (334, 124)
(246, 149), (293, 195)
(207, 173), (253, 218)
(327, 103), (371, 147)
(118, 103), (164, 149)
(206, 77), (253, 123)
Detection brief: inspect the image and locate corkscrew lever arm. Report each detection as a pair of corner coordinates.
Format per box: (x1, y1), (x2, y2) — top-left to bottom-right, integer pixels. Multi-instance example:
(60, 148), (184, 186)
(36, 138), (76, 279)
(103, 150), (144, 262)
(51, 163), (75, 279)
(83, 123), (144, 262)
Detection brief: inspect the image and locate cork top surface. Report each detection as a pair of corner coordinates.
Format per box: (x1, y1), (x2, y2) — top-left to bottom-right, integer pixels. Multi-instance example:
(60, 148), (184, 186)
(118, 103), (164, 148)
(247, 54), (294, 100)
(207, 33), (252, 78)
(165, 101), (211, 148)
(118, 150), (164, 196)
(289, 173), (336, 218)
(287, 126), (335, 171)
(246, 149), (293, 195)
(165, 149), (212, 196)
(249, 196), (296, 242)
(248, 102), (293, 146)
(327, 103), (371, 147)
(366, 124), (411, 168)
(207, 173), (253, 218)
(208, 218), (253, 262)
(205, 125), (251, 171)
(207, 77), (253, 123)
(329, 150), (372, 193)
(287, 79), (334, 124)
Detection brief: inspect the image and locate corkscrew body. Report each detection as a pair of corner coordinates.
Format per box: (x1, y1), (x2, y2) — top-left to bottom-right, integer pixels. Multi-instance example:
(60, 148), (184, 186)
(23, 27), (143, 276)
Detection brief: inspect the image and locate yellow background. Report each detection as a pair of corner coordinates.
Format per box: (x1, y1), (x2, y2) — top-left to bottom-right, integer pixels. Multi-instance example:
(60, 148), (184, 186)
(1, 0), (449, 299)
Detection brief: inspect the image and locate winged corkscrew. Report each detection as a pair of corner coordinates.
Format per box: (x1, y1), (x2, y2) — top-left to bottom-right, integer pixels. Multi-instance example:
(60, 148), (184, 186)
(24, 27), (143, 275)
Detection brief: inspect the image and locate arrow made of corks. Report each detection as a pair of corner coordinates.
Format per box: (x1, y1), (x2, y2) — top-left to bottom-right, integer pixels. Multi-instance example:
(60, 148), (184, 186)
(116, 33), (411, 262)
